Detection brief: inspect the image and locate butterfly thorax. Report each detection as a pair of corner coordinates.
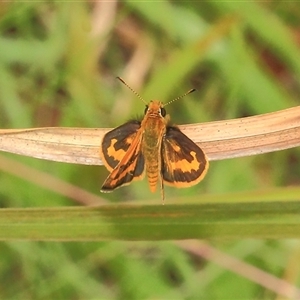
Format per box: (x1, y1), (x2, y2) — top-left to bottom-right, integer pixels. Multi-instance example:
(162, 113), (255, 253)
(141, 101), (167, 192)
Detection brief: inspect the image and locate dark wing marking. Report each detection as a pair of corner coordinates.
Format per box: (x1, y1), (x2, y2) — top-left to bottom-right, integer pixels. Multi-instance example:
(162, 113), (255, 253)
(161, 126), (209, 187)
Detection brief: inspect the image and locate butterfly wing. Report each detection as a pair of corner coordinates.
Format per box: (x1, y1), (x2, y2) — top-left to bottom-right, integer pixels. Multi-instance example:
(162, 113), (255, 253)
(100, 120), (141, 171)
(100, 121), (145, 192)
(161, 126), (209, 187)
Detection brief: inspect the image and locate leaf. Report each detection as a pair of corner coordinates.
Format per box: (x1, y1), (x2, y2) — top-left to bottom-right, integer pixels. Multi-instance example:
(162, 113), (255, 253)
(1, 200), (300, 241)
(0, 106), (299, 164)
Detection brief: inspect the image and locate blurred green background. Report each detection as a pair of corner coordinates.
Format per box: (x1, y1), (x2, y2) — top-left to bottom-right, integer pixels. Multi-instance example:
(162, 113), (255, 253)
(0, 1), (300, 299)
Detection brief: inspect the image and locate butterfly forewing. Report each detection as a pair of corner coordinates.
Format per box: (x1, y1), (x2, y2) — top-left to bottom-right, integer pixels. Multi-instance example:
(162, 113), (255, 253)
(100, 121), (145, 192)
(100, 121), (141, 171)
(161, 126), (208, 187)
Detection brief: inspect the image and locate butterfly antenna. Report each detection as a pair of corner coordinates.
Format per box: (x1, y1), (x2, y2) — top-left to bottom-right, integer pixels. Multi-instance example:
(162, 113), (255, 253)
(116, 77), (147, 105)
(164, 88), (196, 107)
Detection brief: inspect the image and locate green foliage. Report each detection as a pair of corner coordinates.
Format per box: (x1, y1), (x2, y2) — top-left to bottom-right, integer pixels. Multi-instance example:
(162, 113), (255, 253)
(0, 1), (300, 299)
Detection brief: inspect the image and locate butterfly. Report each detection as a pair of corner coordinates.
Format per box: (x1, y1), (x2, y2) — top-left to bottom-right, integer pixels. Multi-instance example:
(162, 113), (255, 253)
(99, 77), (209, 203)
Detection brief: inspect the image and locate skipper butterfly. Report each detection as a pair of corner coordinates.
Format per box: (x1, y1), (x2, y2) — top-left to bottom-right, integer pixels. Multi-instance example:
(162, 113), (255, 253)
(100, 77), (209, 203)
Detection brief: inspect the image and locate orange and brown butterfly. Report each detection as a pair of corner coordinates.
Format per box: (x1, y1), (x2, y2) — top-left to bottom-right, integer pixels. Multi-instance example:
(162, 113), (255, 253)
(99, 77), (209, 203)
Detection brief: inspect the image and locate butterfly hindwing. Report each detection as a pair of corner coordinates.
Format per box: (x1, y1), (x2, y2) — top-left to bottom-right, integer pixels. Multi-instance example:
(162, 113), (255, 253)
(101, 148), (145, 191)
(100, 121), (145, 192)
(161, 126), (208, 187)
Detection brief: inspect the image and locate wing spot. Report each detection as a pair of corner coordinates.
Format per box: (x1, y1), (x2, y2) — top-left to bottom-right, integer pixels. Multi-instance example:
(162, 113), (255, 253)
(107, 139), (127, 158)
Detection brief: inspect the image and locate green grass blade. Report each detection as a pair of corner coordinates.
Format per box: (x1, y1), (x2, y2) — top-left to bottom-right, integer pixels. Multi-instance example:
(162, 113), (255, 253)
(1, 200), (300, 241)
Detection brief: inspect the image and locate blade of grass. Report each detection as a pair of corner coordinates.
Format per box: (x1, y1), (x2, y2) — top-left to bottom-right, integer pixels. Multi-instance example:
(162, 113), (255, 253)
(1, 201), (300, 241)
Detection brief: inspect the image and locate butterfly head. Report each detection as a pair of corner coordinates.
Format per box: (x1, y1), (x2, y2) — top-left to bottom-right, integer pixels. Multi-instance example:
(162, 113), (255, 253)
(144, 101), (166, 118)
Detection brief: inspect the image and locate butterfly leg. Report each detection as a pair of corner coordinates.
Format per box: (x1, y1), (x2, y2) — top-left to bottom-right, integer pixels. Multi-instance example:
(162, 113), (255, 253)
(159, 173), (165, 205)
